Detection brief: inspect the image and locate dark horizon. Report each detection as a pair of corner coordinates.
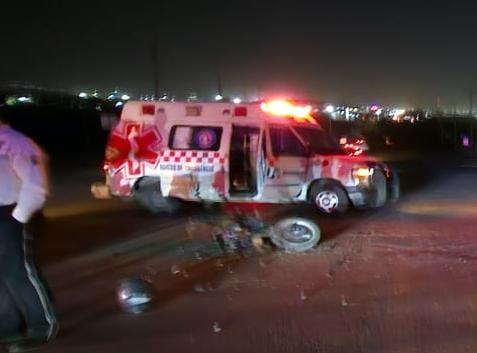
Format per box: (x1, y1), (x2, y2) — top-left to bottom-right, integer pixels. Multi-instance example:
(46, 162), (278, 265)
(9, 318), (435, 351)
(2, 0), (477, 108)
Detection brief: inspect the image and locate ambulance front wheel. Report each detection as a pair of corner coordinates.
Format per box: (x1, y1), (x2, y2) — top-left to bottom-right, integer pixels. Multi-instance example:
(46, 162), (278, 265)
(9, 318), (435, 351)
(269, 217), (321, 252)
(370, 169), (387, 208)
(309, 181), (349, 214)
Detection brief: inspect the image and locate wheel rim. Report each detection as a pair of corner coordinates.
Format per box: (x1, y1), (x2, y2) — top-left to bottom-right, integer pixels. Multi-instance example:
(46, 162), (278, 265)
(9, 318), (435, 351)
(279, 221), (315, 244)
(315, 190), (339, 213)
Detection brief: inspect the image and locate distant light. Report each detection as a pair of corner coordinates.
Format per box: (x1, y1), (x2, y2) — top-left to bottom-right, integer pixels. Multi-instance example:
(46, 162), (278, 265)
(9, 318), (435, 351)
(376, 109), (383, 116)
(215, 94), (223, 101)
(121, 94), (131, 101)
(92, 91), (99, 98)
(232, 97), (241, 104)
(115, 101), (124, 107)
(5, 97), (16, 106)
(78, 92), (88, 98)
(107, 94), (116, 100)
(17, 96), (33, 103)
(187, 92), (198, 102)
(370, 105), (379, 112)
(392, 109), (406, 116)
(325, 105), (335, 113)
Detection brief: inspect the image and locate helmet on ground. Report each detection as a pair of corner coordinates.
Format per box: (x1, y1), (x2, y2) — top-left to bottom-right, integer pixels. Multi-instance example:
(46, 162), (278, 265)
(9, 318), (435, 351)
(117, 277), (155, 314)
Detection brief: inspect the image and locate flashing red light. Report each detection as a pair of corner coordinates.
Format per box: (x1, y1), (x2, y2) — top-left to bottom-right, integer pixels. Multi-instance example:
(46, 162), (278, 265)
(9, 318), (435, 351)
(234, 106), (247, 116)
(142, 104), (155, 115)
(260, 100), (316, 124)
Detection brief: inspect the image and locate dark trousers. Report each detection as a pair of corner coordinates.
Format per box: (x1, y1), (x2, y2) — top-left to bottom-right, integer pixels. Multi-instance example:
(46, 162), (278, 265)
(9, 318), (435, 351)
(0, 206), (56, 339)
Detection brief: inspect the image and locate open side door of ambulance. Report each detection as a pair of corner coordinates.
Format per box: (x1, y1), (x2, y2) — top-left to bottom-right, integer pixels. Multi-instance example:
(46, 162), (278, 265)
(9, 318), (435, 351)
(228, 124), (263, 200)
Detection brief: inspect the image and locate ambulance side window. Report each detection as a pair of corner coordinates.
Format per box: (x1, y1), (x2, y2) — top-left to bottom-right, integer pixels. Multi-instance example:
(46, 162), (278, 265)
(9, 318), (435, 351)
(269, 127), (307, 157)
(169, 125), (222, 151)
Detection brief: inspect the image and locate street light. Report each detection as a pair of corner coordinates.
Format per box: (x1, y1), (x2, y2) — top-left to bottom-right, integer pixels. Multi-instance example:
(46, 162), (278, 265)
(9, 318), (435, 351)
(215, 94), (223, 101)
(232, 97), (241, 104)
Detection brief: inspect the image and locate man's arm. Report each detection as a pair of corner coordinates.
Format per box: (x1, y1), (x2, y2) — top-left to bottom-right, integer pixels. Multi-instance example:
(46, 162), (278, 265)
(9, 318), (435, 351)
(11, 149), (48, 223)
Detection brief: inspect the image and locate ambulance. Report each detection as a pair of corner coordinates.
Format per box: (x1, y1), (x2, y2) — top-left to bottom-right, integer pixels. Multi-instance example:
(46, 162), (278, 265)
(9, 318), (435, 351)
(92, 100), (399, 215)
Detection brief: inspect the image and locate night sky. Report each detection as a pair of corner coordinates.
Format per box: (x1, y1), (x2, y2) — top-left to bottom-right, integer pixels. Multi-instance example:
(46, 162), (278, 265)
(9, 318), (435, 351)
(1, 0), (477, 107)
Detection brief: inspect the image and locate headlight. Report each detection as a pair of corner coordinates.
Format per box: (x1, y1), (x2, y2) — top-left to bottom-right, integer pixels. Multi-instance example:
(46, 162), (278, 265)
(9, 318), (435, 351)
(352, 166), (374, 185)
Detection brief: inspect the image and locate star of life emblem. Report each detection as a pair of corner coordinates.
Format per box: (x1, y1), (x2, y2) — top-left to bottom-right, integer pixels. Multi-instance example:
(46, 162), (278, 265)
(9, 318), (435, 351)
(105, 122), (162, 178)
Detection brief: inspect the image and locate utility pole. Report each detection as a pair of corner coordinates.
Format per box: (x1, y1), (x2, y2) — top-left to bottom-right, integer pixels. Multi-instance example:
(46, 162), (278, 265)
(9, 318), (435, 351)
(151, 39), (160, 99)
(470, 88), (475, 153)
(470, 88), (474, 117)
(216, 60), (223, 98)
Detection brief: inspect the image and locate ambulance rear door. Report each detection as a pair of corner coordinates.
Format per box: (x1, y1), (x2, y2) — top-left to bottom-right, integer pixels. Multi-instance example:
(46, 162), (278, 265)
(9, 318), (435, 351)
(164, 123), (228, 201)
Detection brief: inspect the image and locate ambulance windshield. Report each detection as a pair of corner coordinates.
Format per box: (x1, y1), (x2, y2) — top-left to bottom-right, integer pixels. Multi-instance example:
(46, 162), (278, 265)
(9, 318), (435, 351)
(293, 127), (346, 155)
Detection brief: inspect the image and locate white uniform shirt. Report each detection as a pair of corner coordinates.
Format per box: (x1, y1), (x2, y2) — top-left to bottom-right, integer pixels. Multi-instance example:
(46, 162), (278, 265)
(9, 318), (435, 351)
(0, 124), (48, 223)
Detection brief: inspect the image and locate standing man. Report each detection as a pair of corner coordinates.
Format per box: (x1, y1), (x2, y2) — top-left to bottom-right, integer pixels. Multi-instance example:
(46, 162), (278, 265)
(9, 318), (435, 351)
(0, 109), (57, 352)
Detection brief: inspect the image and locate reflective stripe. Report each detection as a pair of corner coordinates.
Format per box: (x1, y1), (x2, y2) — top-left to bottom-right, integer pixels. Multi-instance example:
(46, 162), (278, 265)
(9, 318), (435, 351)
(22, 230), (56, 340)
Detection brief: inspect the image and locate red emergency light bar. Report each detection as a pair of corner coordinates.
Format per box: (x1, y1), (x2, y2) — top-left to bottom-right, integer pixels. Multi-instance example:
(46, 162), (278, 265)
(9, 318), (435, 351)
(261, 100), (316, 124)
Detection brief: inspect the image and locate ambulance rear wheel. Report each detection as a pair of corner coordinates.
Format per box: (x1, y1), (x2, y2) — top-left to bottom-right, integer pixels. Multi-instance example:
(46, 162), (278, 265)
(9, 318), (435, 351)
(135, 192), (180, 214)
(269, 217), (320, 252)
(134, 178), (180, 214)
(309, 182), (349, 214)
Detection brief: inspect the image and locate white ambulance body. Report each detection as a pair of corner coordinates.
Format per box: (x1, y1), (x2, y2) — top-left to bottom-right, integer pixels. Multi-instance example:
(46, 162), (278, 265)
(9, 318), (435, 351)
(93, 100), (399, 214)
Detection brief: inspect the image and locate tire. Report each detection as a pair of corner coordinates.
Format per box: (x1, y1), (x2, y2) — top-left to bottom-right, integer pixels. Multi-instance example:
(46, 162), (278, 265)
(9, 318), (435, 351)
(269, 217), (321, 252)
(134, 178), (180, 214)
(370, 169), (387, 208)
(389, 171), (400, 203)
(309, 181), (349, 214)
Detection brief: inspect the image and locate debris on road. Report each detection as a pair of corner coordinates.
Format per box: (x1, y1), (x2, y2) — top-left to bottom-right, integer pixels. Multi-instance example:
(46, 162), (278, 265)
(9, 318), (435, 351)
(193, 283), (207, 293)
(170, 264), (181, 275)
(213, 322), (222, 333)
